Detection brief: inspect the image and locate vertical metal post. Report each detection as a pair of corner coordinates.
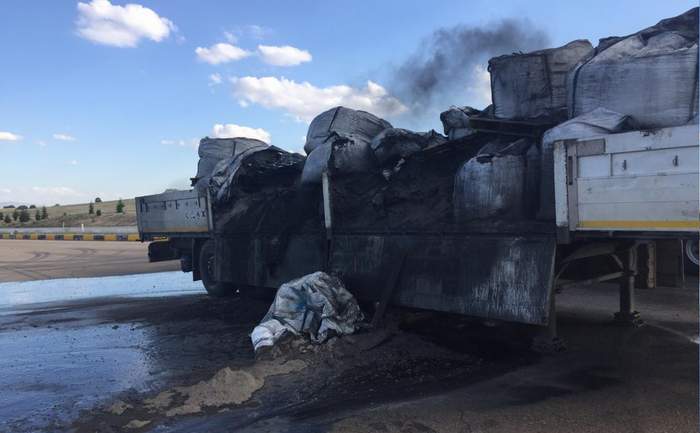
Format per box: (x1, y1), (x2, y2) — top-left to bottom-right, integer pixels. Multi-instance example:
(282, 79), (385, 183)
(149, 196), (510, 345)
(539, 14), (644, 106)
(321, 171), (332, 241)
(321, 171), (333, 271)
(615, 243), (643, 326)
(646, 241), (656, 289)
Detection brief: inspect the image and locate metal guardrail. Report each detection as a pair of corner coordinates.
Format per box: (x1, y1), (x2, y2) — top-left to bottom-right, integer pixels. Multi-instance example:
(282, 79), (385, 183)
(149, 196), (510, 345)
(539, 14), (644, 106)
(0, 226), (138, 234)
(0, 226), (141, 241)
(0, 232), (140, 241)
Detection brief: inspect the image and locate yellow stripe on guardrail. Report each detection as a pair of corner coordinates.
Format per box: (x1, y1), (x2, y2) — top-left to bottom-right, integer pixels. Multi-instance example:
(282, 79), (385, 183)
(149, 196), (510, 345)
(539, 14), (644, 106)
(0, 232), (143, 241)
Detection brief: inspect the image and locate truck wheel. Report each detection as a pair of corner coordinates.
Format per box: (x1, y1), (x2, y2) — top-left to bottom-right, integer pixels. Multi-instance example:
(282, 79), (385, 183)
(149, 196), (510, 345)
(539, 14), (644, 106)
(684, 240), (699, 275)
(199, 240), (237, 297)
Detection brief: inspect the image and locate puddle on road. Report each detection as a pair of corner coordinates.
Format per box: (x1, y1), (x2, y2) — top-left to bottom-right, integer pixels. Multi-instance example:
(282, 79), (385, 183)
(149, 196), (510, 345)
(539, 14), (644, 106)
(0, 323), (156, 433)
(0, 271), (205, 311)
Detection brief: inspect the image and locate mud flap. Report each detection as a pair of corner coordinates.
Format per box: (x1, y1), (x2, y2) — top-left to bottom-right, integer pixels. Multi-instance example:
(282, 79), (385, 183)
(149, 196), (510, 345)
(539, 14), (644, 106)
(330, 234), (557, 326)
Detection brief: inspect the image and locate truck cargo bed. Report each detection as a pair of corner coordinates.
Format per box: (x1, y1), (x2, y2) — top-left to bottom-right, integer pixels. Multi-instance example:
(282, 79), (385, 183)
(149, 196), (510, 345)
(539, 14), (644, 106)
(135, 190), (210, 240)
(554, 125), (699, 239)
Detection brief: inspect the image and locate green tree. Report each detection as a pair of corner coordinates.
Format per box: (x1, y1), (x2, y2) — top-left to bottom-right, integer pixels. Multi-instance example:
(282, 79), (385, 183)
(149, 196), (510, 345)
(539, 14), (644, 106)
(12, 210), (18, 221)
(41, 206), (48, 220)
(116, 198), (125, 213)
(19, 209), (30, 223)
(35, 210), (40, 221)
(0, 212), (3, 221)
(3, 215), (10, 224)
(88, 201), (94, 214)
(96, 209), (102, 217)
(29, 204), (36, 209)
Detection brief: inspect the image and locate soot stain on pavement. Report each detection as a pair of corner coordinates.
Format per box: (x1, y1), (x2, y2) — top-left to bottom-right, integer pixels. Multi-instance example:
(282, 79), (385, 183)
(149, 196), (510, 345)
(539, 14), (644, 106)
(70, 308), (537, 433)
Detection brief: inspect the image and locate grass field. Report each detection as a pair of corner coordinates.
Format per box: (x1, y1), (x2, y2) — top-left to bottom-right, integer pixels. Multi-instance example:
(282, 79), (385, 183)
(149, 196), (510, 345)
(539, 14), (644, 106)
(0, 198), (137, 227)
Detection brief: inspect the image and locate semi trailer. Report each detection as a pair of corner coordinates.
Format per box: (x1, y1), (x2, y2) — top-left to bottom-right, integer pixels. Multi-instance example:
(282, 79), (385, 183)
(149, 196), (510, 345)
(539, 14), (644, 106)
(136, 122), (698, 347)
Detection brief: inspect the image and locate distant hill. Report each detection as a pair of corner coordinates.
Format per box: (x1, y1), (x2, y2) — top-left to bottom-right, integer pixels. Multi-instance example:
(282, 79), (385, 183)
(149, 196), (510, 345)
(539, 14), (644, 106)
(0, 198), (136, 228)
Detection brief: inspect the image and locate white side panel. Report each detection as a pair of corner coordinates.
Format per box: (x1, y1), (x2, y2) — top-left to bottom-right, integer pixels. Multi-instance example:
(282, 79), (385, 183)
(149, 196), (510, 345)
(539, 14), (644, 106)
(604, 124), (699, 154)
(555, 125), (700, 234)
(578, 154), (610, 178)
(611, 146), (698, 176)
(578, 174), (699, 204)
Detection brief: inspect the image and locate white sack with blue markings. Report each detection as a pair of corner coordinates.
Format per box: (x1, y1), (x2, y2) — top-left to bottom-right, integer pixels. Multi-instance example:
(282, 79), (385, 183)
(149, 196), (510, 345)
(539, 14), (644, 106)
(251, 272), (364, 352)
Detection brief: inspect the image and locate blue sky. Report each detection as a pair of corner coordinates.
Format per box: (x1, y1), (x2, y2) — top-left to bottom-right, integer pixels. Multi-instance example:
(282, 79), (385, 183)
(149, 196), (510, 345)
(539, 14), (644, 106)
(0, 0), (695, 205)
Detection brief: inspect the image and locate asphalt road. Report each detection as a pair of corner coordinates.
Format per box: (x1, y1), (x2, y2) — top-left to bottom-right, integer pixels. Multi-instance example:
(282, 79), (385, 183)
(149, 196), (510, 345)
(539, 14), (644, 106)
(0, 265), (696, 433)
(0, 239), (179, 282)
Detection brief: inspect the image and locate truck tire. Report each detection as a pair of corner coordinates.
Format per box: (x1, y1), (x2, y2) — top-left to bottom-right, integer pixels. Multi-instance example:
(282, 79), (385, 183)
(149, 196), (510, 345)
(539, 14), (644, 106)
(684, 240), (699, 275)
(199, 240), (237, 297)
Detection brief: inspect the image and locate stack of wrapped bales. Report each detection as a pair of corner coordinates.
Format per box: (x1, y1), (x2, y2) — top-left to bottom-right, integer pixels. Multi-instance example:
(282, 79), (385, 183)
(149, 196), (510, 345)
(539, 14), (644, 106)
(439, 106), (480, 140)
(454, 138), (540, 221)
(193, 137), (268, 193)
(476, 7), (699, 221)
(568, 7), (698, 128)
(537, 7), (699, 219)
(302, 107), (392, 184)
(489, 40), (593, 121)
(301, 106), (447, 184)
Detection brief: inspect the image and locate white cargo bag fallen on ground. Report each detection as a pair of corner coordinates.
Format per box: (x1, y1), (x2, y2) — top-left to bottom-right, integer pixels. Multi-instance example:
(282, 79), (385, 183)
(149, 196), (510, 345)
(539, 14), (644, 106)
(251, 272), (364, 352)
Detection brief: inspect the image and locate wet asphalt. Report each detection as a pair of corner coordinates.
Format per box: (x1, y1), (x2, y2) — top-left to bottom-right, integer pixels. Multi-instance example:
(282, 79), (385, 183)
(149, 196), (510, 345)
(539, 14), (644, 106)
(0, 271), (697, 433)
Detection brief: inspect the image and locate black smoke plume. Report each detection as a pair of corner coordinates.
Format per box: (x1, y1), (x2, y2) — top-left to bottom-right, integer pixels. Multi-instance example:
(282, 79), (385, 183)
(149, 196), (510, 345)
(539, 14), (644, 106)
(391, 19), (549, 113)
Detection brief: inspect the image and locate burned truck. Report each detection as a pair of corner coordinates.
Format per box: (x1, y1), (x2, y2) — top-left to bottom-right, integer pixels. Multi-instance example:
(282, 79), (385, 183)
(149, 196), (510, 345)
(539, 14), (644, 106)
(137, 8), (699, 346)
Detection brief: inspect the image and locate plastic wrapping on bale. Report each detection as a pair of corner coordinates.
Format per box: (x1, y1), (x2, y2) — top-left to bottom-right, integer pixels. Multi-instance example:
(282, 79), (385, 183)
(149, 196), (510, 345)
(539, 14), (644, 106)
(489, 40), (593, 120)
(304, 106), (392, 154)
(454, 138), (535, 221)
(194, 137), (268, 193)
(569, 8), (699, 128)
(440, 106), (479, 140)
(251, 272), (364, 352)
(300, 143), (332, 185)
(301, 135), (377, 184)
(370, 128), (447, 165)
(537, 108), (635, 220)
(208, 146), (305, 204)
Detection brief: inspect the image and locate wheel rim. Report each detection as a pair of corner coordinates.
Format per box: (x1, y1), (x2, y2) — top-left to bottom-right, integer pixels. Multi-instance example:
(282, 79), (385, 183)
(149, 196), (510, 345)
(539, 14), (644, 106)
(686, 241), (699, 266)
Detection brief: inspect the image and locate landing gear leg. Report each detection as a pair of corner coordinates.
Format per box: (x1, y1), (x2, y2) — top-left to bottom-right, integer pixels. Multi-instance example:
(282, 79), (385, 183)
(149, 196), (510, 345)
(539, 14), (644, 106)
(614, 244), (644, 327)
(532, 291), (566, 353)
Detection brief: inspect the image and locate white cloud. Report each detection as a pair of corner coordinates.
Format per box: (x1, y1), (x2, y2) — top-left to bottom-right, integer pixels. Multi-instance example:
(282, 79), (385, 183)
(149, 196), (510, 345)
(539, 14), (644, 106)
(76, 0), (175, 48)
(467, 64), (492, 108)
(209, 73), (222, 85)
(223, 31), (237, 44)
(227, 25), (272, 41)
(53, 133), (76, 141)
(212, 124), (271, 143)
(245, 25), (271, 40)
(0, 186), (87, 205)
(69, 160), (79, 166)
(231, 76), (407, 122)
(195, 43), (250, 65)
(257, 45), (312, 66)
(0, 131), (22, 141)
(161, 138), (198, 148)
